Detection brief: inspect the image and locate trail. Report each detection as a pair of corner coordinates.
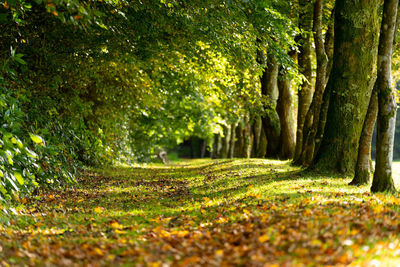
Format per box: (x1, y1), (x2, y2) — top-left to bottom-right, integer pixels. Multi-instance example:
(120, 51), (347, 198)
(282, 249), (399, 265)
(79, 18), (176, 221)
(1, 159), (400, 266)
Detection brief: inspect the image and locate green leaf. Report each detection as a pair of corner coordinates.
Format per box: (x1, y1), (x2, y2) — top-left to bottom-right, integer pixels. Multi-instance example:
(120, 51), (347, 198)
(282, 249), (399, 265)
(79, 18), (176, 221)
(25, 148), (38, 159)
(29, 133), (44, 145)
(14, 172), (24, 185)
(14, 54), (27, 65)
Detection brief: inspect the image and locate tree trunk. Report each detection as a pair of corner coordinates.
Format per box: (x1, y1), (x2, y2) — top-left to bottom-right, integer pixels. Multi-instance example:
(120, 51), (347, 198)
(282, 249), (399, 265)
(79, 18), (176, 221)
(371, 0), (398, 193)
(261, 54), (281, 158)
(299, 0), (329, 166)
(350, 86), (378, 185)
(200, 140), (207, 158)
(243, 115), (252, 158)
(221, 125), (231, 158)
(277, 67), (295, 159)
(228, 122), (237, 158)
(312, 0), (380, 174)
(293, 0), (314, 162)
(211, 134), (219, 159)
(234, 123), (244, 158)
(251, 116), (262, 157)
(324, 7), (335, 82)
(257, 127), (268, 158)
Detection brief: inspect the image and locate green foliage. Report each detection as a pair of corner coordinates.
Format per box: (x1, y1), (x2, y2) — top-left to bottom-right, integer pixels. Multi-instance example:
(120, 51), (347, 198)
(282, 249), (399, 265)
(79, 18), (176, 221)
(0, 80), (76, 206)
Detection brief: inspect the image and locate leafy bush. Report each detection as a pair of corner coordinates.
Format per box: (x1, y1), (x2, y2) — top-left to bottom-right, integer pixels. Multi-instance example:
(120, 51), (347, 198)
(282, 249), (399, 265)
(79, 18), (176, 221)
(0, 80), (76, 206)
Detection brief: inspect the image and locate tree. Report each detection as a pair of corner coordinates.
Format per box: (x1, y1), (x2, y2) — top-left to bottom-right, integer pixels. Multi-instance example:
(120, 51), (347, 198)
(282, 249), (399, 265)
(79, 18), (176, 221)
(293, 0), (313, 163)
(371, 0), (399, 193)
(312, 0), (380, 174)
(299, 0), (334, 166)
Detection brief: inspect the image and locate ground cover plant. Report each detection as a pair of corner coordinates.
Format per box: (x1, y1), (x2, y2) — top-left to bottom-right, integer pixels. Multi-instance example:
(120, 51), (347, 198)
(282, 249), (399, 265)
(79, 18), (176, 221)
(2, 159), (400, 266)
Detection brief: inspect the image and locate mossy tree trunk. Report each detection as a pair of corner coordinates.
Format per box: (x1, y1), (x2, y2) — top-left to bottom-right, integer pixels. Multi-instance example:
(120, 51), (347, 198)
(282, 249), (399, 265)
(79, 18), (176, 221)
(350, 86), (378, 185)
(355, 2), (400, 185)
(277, 67), (295, 159)
(312, 0), (380, 174)
(260, 54), (281, 158)
(293, 0), (313, 163)
(299, 0), (329, 166)
(371, 0), (398, 193)
(257, 127), (268, 158)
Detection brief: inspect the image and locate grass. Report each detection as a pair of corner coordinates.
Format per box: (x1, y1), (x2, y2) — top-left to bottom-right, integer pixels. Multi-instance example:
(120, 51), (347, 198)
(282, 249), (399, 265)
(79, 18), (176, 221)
(1, 159), (400, 266)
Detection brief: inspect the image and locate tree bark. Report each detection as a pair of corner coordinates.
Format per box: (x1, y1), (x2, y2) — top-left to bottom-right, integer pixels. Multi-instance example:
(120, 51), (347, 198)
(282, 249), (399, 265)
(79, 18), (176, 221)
(312, 0), (380, 174)
(228, 122), (237, 158)
(371, 0), (398, 193)
(293, 0), (314, 163)
(221, 125), (231, 158)
(257, 127), (268, 158)
(251, 116), (262, 157)
(243, 115), (252, 158)
(324, 7), (335, 82)
(211, 133), (220, 159)
(234, 123), (244, 157)
(350, 86), (378, 185)
(261, 54), (281, 158)
(277, 67), (295, 159)
(299, 0), (329, 166)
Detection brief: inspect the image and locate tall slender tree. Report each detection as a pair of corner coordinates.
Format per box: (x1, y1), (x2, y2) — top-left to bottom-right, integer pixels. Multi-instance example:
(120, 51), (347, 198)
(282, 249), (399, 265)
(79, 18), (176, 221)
(371, 0), (399, 193)
(299, 0), (331, 166)
(293, 0), (314, 163)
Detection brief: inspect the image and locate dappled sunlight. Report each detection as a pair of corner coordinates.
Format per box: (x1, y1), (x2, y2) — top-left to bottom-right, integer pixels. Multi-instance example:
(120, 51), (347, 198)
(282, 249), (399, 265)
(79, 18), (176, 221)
(2, 159), (400, 265)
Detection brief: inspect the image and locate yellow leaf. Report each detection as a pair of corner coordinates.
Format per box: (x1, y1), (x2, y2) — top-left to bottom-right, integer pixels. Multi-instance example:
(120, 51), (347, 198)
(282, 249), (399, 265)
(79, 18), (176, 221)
(93, 247), (103, 256)
(149, 262), (161, 267)
(258, 234), (269, 243)
(215, 249), (224, 256)
(107, 254), (116, 260)
(94, 207), (102, 213)
(373, 204), (384, 214)
(111, 222), (124, 229)
(311, 239), (322, 246)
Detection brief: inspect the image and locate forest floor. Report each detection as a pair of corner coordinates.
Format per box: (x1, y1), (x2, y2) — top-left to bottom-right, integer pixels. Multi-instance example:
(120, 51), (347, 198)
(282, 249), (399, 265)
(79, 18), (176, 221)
(1, 159), (400, 266)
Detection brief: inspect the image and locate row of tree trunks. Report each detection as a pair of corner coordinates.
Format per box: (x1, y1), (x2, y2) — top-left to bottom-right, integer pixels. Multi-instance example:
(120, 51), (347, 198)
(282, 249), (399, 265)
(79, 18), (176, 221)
(297, 0), (332, 166)
(211, 98), (294, 160)
(351, 1), (400, 188)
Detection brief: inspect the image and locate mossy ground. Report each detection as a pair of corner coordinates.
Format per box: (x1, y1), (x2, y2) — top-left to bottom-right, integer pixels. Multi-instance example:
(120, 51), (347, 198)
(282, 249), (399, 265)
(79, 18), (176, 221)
(1, 159), (400, 266)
